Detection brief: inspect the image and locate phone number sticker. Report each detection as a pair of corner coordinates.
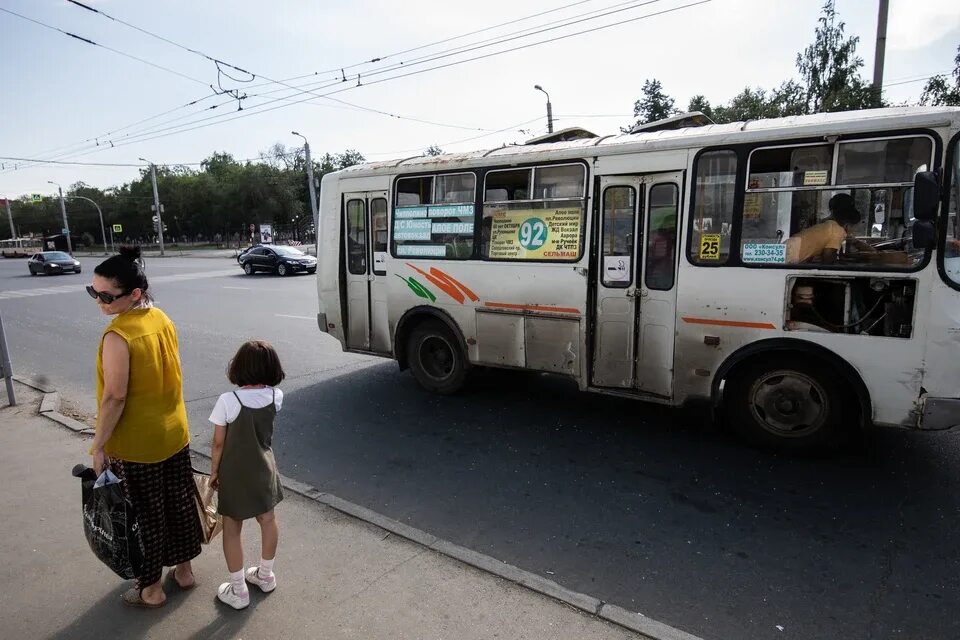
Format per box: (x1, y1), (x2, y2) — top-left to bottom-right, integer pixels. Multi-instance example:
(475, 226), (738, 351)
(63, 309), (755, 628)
(742, 243), (786, 264)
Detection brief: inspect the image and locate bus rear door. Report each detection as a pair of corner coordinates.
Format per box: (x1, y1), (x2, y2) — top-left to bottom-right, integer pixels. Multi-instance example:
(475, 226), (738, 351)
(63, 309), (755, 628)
(343, 191), (391, 353)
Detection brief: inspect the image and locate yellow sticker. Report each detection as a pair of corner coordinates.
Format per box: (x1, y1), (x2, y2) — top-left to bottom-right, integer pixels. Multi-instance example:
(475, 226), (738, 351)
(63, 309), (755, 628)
(488, 207), (582, 260)
(699, 234), (721, 260)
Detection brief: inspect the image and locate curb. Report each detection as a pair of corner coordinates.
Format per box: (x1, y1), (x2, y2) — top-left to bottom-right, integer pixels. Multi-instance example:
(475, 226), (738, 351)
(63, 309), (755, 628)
(26, 381), (704, 640)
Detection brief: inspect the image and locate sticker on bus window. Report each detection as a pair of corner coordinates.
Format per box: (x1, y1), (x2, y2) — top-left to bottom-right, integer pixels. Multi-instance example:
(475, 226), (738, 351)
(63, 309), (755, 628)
(698, 234), (721, 260)
(396, 244), (446, 257)
(803, 170), (829, 186)
(488, 208), (581, 260)
(742, 243), (786, 264)
(394, 219), (432, 241)
(394, 206), (428, 219)
(603, 256), (630, 283)
(743, 193), (762, 220)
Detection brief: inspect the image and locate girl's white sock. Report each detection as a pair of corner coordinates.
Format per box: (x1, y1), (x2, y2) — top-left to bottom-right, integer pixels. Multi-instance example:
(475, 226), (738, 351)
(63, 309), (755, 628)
(259, 557), (275, 578)
(229, 569), (248, 593)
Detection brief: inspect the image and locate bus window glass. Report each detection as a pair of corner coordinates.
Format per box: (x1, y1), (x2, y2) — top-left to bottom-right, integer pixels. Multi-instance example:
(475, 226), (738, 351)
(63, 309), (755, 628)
(601, 186), (636, 288)
(836, 137), (932, 184)
(946, 143), (960, 285)
(393, 174), (476, 259)
(346, 199), (367, 274)
(482, 164), (585, 262)
(646, 183), (678, 290)
(690, 150), (737, 265)
(534, 165), (584, 199)
(371, 198), (388, 275)
(435, 173), (475, 204)
(742, 138), (932, 268)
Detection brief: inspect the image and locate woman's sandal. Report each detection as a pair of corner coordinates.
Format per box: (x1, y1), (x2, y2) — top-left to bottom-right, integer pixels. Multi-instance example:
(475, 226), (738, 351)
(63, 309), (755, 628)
(121, 588), (166, 608)
(169, 569), (196, 591)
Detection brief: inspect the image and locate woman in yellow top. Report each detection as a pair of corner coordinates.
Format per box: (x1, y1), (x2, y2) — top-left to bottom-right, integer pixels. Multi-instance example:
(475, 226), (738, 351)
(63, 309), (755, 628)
(786, 193), (876, 263)
(88, 246), (201, 608)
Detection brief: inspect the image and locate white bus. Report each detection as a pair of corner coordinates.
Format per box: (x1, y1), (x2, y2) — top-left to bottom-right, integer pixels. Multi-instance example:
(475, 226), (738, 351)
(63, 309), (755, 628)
(316, 107), (960, 451)
(0, 237), (42, 258)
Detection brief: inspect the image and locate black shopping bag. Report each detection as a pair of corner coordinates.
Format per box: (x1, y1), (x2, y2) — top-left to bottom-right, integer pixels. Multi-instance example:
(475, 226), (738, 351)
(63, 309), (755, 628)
(72, 464), (145, 580)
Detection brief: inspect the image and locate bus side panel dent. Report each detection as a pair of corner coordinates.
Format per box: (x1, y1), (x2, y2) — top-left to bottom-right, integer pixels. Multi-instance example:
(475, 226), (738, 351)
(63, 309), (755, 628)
(525, 316), (580, 375)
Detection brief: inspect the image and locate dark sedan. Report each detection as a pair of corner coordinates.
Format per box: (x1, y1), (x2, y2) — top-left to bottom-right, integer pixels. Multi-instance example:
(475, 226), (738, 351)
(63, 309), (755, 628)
(28, 251), (82, 276)
(238, 245), (316, 276)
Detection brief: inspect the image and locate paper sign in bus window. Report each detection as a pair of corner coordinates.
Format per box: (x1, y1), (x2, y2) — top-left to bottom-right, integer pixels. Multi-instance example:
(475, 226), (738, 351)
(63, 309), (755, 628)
(488, 208), (581, 260)
(394, 219), (433, 241)
(698, 234), (721, 260)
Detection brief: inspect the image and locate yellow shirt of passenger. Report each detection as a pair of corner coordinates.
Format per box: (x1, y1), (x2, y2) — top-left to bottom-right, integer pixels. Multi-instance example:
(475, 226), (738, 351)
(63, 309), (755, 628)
(785, 219), (847, 263)
(96, 307), (189, 463)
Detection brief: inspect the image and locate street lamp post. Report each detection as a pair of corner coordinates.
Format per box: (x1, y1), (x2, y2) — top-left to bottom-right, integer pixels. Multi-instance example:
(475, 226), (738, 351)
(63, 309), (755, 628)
(534, 84), (554, 134)
(2, 195), (14, 240)
(291, 131), (319, 250)
(47, 181), (73, 254)
(65, 195), (108, 256)
(139, 158), (165, 256)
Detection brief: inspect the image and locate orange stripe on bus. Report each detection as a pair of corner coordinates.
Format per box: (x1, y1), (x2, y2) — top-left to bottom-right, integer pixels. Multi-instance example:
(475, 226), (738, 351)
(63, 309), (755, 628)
(682, 317), (777, 330)
(484, 302), (581, 315)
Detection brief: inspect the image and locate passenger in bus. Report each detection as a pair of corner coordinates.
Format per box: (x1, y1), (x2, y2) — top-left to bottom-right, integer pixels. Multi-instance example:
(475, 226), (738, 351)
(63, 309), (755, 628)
(785, 193), (876, 263)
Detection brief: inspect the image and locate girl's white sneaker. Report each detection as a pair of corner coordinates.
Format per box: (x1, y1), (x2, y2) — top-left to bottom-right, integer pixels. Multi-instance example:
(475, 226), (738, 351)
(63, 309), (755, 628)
(217, 582), (250, 609)
(245, 567), (277, 593)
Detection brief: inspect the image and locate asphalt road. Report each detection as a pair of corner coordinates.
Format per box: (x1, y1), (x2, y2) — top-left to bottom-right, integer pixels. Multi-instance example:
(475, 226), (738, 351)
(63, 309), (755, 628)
(1, 255), (957, 640)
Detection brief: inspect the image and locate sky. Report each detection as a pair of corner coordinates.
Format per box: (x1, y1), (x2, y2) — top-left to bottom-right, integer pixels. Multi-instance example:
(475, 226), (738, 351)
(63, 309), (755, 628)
(0, 0), (957, 198)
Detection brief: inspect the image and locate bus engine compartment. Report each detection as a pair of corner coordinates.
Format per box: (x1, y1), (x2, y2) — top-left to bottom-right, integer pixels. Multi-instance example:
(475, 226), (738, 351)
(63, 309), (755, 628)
(785, 276), (916, 338)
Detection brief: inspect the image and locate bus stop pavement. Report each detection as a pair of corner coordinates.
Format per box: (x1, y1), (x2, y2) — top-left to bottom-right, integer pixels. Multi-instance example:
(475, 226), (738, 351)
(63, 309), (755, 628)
(0, 383), (703, 640)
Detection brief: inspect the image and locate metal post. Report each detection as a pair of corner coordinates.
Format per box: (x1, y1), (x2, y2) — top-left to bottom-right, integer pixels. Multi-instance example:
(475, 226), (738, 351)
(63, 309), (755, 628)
(4, 197), (13, 240)
(56, 185), (73, 254)
(534, 85), (553, 134)
(149, 164), (165, 256)
(872, 0), (889, 96)
(66, 196), (107, 255)
(0, 311), (16, 407)
(109, 226), (115, 254)
(292, 132), (320, 252)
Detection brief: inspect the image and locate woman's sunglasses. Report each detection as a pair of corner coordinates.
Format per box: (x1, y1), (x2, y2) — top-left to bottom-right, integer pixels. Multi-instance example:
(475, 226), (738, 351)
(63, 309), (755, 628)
(86, 285), (130, 304)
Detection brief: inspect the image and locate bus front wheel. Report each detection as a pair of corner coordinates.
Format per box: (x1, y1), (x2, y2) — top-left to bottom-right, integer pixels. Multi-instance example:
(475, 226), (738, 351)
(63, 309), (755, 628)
(406, 321), (467, 395)
(725, 356), (854, 452)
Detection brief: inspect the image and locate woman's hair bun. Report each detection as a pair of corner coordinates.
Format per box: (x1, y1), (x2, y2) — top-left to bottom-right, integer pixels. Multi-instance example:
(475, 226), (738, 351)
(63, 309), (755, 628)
(118, 245), (142, 262)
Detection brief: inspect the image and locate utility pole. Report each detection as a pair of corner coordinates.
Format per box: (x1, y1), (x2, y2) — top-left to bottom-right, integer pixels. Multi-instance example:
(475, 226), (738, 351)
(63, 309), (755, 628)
(140, 159), (165, 256)
(48, 181), (73, 254)
(872, 0), (889, 98)
(292, 131), (319, 250)
(3, 196), (13, 240)
(534, 84), (554, 134)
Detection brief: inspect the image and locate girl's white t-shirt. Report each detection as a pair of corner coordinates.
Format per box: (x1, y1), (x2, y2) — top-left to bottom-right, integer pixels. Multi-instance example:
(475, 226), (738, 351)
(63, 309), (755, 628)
(208, 387), (283, 426)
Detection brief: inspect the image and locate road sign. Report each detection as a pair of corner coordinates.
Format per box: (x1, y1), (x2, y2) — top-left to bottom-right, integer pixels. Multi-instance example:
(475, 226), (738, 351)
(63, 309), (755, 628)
(112, 224), (122, 233)
(61, 228), (68, 235)
(152, 215), (159, 222)
(31, 194), (42, 202)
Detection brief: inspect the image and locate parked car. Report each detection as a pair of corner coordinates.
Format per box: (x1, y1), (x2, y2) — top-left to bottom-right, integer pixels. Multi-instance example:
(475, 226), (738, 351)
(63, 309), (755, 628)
(238, 245), (317, 276)
(28, 251), (82, 276)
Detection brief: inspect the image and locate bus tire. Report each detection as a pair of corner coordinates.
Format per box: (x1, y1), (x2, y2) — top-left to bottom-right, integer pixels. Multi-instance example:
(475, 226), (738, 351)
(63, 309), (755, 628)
(406, 320), (467, 395)
(725, 355), (854, 453)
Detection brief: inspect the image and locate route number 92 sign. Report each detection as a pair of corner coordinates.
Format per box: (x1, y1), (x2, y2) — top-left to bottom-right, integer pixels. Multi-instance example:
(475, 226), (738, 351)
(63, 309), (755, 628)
(698, 234), (721, 260)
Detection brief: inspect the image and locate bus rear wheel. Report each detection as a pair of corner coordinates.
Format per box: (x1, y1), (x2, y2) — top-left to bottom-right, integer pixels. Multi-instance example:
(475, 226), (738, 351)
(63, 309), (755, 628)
(407, 321), (467, 395)
(725, 356), (854, 452)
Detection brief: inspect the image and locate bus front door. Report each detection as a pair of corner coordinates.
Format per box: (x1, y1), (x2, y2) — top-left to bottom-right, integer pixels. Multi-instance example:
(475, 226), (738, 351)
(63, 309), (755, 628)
(592, 172), (682, 397)
(343, 191), (391, 353)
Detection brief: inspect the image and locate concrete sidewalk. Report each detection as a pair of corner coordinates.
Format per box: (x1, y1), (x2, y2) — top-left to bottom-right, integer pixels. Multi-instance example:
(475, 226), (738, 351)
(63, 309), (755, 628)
(0, 385), (667, 640)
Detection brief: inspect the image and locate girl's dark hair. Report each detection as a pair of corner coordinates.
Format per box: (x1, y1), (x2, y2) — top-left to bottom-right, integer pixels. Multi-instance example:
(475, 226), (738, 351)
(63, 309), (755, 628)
(828, 193), (861, 225)
(227, 340), (286, 387)
(94, 246), (151, 301)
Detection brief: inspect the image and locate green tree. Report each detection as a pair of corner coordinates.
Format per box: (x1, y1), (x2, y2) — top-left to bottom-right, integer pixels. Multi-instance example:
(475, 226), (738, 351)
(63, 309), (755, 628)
(687, 95), (714, 120)
(425, 145), (444, 156)
(632, 79), (677, 127)
(795, 0), (880, 113)
(920, 44), (960, 106)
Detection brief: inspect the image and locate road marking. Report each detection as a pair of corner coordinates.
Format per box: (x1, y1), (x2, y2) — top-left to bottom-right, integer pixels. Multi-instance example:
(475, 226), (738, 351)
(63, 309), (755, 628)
(0, 268), (241, 300)
(275, 314), (314, 320)
(223, 286), (250, 290)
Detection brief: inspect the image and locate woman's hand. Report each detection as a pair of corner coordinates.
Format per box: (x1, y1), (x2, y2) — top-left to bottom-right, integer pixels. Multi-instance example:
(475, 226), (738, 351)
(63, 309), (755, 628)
(209, 472), (219, 490)
(92, 448), (109, 475)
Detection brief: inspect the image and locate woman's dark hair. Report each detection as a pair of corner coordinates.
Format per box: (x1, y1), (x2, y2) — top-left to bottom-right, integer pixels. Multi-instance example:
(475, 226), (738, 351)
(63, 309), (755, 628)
(828, 193), (861, 225)
(94, 246), (151, 301)
(227, 340), (286, 387)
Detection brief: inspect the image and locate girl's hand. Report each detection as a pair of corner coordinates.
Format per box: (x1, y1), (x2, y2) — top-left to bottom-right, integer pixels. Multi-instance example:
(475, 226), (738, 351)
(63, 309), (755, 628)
(209, 473), (219, 490)
(92, 448), (109, 476)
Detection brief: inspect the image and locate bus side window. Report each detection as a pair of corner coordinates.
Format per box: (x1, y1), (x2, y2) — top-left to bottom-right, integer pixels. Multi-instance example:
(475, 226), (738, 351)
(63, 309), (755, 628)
(690, 150), (737, 265)
(601, 186), (636, 288)
(645, 183), (679, 290)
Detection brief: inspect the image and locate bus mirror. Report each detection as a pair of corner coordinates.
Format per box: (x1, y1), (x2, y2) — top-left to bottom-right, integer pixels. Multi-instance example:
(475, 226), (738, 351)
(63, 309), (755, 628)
(912, 171), (940, 221)
(911, 219), (936, 249)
